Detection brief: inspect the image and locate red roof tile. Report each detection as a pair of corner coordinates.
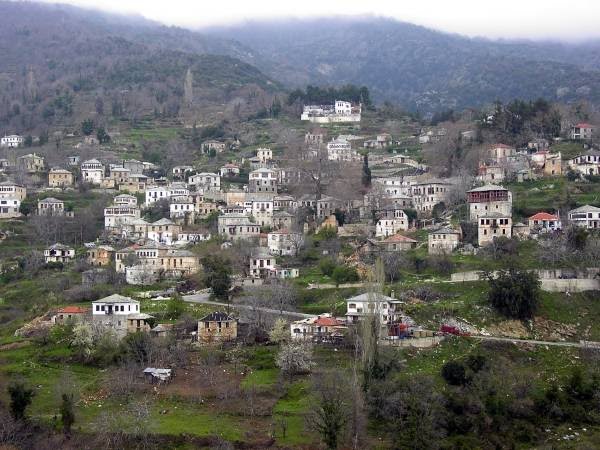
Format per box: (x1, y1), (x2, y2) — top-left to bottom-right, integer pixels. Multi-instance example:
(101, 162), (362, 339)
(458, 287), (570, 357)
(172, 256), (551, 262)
(383, 234), (418, 243)
(529, 212), (558, 221)
(57, 306), (88, 314)
(315, 316), (344, 326)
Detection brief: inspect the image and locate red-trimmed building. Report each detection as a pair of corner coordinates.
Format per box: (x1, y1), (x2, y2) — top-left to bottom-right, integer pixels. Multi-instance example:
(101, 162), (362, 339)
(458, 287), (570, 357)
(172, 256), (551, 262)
(53, 306), (89, 324)
(467, 184), (512, 221)
(290, 314), (347, 341)
(528, 212), (561, 232)
(570, 123), (595, 141)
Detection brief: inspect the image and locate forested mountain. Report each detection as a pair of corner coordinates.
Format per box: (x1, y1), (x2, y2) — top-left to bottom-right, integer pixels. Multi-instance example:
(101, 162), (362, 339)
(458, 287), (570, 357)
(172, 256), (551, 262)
(0, 2), (278, 133)
(206, 17), (600, 112)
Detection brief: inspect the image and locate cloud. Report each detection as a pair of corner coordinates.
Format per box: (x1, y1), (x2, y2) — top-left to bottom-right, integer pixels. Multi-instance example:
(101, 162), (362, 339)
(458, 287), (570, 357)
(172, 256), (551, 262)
(41, 0), (600, 41)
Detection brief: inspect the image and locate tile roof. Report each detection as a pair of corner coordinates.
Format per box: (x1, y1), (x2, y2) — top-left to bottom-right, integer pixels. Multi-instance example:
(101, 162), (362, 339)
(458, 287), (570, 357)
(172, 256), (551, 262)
(200, 311), (235, 322)
(529, 212), (559, 221)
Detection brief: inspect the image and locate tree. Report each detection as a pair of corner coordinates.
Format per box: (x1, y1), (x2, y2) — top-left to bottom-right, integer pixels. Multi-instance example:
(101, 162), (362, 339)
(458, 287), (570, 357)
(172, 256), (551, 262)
(144, 198), (170, 222)
(71, 322), (94, 362)
(308, 372), (348, 450)
(331, 265), (359, 286)
(7, 382), (34, 421)
(361, 154), (371, 188)
(165, 293), (186, 320)
(269, 318), (289, 344)
(81, 119), (94, 136)
(60, 393), (75, 436)
(487, 269), (541, 320)
(441, 360), (468, 386)
(202, 255), (232, 301)
(276, 341), (314, 376)
(96, 127), (110, 144)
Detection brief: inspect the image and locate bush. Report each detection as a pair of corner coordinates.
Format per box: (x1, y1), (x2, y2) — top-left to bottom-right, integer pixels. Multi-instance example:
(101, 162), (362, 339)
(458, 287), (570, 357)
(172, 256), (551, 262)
(8, 382), (34, 420)
(319, 258), (337, 276)
(487, 269), (541, 320)
(441, 360), (468, 386)
(331, 265), (359, 285)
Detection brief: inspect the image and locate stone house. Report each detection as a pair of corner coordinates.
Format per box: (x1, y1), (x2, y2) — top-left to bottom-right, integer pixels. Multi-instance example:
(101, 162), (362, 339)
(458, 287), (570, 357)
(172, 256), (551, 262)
(478, 214), (512, 246)
(467, 185), (512, 221)
(38, 197), (65, 216)
(48, 168), (74, 187)
(377, 233), (418, 252)
(86, 245), (115, 267)
(17, 153), (45, 172)
(198, 312), (237, 343)
(428, 227), (461, 255)
(53, 306), (88, 325)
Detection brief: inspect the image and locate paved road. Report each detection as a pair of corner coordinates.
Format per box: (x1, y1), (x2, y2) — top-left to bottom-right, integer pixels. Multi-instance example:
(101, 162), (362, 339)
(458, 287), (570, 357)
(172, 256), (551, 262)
(470, 334), (600, 349)
(183, 293), (600, 347)
(183, 293), (312, 319)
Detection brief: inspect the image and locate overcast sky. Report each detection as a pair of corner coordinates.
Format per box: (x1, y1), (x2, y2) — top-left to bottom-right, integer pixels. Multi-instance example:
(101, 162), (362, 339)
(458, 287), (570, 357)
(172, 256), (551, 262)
(46, 0), (600, 41)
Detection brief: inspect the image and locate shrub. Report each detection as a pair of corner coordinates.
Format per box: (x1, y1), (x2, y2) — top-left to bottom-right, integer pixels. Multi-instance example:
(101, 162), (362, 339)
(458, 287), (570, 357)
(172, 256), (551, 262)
(8, 382), (34, 420)
(441, 360), (468, 386)
(319, 258), (337, 276)
(487, 269), (541, 320)
(331, 265), (359, 285)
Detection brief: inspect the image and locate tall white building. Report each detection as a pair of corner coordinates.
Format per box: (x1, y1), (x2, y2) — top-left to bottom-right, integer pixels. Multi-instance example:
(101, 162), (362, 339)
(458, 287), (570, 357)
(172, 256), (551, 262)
(0, 135), (23, 148)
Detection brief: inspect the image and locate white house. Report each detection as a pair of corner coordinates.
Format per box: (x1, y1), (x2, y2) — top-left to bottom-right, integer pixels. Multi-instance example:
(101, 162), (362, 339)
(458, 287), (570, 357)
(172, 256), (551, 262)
(170, 197), (195, 223)
(114, 194), (137, 207)
(44, 243), (75, 263)
(220, 164), (240, 177)
(376, 210), (409, 238)
(528, 212), (561, 233)
(249, 248), (277, 278)
(301, 100), (361, 123)
(267, 230), (304, 256)
(189, 172), (220, 191)
(570, 123), (594, 141)
(80, 159), (105, 185)
(568, 150), (600, 176)
(0, 182), (26, 201)
(249, 168), (278, 193)
(327, 137), (358, 162)
(0, 198), (21, 218)
(568, 205), (600, 229)
(147, 218), (180, 245)
(345, 293), (406, 326)
(290, 314), (346, 341)
(145, 186), (169, 205)
(172, 165), (193, 179)
(91, 294), (145, 336)
(104, 204), (141, 231)
(257, 148), (273, 163)
(0, 135), (23, 148)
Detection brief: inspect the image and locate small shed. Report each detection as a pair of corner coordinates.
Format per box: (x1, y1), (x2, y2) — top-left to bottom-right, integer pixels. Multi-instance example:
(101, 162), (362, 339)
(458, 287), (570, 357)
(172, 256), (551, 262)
(143, 367), (172, 383)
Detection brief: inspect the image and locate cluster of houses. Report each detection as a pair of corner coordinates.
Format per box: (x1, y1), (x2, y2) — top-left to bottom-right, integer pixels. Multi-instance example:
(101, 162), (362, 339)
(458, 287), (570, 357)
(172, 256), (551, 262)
(51, 290), (421, 346)
(300, 100), (362, 123)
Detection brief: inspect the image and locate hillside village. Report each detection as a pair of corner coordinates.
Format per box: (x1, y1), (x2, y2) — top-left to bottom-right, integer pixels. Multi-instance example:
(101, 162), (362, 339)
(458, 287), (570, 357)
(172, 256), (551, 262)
(0, 91), (599, 448)
(0, 3), (600, 449)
